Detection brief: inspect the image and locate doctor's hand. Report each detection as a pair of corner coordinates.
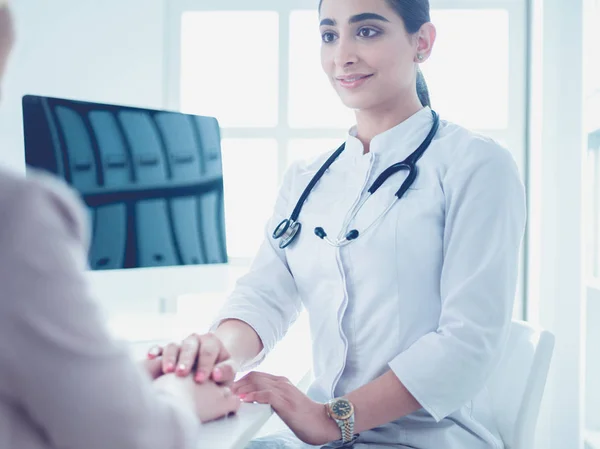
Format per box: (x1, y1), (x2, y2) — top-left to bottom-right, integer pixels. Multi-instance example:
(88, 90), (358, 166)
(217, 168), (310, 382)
(232, 372), (340, 446)
(147, 333), (238, 385)
(154, 373), (241, 423)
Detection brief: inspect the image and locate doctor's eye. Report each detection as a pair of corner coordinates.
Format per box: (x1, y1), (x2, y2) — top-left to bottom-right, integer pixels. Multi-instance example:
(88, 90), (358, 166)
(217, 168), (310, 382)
(357, 27), (381, 38)
(321, 31), (337, 43)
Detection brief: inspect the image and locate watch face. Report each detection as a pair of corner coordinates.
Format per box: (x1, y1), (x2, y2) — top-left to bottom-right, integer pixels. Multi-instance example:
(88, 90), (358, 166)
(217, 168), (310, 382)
(331, 399), (353, 420)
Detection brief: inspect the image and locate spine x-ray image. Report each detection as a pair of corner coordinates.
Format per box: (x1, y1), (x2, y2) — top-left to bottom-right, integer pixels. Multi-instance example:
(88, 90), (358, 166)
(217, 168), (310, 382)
(22, 95), (228, 270)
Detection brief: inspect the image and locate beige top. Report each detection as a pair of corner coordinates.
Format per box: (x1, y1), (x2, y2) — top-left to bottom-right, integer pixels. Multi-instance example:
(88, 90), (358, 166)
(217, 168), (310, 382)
(0, 168), (199, 449)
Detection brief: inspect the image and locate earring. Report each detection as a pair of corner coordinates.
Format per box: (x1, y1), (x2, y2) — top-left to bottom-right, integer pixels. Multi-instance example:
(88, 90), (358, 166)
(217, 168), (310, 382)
(417, 54), (424, 61)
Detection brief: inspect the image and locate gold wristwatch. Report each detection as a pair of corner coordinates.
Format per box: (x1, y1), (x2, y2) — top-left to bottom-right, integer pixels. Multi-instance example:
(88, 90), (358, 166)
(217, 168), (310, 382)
(326, 397), (356, 444)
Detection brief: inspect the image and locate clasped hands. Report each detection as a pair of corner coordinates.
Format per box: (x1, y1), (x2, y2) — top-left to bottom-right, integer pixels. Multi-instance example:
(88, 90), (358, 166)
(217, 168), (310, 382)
(144, 332), (339, 445)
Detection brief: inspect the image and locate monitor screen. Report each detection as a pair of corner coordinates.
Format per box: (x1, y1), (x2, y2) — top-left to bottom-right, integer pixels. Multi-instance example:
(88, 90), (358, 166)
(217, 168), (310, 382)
(22, 95), (228, 270)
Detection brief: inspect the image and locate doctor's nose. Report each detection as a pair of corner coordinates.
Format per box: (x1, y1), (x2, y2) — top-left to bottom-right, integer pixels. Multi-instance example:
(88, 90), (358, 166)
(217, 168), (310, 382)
(333, 39), (359, 67)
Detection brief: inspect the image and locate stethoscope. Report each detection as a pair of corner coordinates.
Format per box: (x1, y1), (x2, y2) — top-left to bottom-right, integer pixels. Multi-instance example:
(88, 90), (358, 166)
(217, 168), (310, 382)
(272, 110), (440, 249)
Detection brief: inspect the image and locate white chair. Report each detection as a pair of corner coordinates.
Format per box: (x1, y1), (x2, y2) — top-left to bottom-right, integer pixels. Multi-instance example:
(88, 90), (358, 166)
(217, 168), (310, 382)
(487, 320), (555, 449)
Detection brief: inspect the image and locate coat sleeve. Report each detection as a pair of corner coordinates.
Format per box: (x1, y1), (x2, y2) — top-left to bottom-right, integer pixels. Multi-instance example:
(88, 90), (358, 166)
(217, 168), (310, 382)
(0, 174), (199, 449)
(388, 138), (527, 421)
(211, 162), (304, 369)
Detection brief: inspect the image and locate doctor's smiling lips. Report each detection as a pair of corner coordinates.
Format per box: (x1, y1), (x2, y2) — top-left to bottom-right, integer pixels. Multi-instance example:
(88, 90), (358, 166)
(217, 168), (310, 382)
(336, 73), (374, 89)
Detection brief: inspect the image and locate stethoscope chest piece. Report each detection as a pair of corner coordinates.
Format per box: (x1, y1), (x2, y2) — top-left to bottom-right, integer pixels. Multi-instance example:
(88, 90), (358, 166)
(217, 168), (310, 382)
(273, 218), (302, 249)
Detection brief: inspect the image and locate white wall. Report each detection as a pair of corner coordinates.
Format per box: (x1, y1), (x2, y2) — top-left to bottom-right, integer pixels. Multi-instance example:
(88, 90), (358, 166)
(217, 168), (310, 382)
(0, 0), (167, 172)
(528, 0), (586, 448)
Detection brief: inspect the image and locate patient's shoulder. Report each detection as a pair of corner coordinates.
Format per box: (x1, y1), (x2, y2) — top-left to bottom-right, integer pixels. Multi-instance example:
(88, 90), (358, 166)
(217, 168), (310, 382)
(0, 167), (89, 245)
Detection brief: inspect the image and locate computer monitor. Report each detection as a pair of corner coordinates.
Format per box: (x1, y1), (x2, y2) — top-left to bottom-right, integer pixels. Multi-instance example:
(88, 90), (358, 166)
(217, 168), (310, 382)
(22, 95), (232, 314)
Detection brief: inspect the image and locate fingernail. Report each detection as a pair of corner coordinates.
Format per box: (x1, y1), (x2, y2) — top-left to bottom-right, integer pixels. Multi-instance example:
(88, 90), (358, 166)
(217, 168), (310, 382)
(177, 363), (186, 372)
(165, 363), (174, 373)
(238, 394), (246, 400)
(195, 371), (205, 382)
(148, 346), (160, 357)
(213, 368), (222, 381)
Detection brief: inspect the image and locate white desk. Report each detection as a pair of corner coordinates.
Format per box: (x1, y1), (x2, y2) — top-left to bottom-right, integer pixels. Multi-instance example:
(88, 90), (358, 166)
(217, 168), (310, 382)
(107, 304), (312, 449)
(194, 402), (273, 449)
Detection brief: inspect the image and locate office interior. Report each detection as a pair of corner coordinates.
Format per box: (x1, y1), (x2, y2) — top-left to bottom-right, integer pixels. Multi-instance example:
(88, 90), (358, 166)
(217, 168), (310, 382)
(0, 1), (597, 448)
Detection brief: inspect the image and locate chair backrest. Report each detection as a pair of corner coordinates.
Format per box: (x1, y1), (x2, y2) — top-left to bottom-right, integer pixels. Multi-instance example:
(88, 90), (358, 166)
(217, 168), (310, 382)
(486, 320), (555, 449)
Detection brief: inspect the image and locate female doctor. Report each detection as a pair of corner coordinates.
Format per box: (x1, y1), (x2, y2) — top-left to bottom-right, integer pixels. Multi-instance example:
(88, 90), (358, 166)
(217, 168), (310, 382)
(149, 0), (526, 447)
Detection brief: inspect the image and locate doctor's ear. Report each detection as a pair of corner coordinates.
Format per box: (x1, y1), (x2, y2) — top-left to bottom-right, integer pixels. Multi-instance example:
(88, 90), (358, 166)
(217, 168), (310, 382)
(413, 22), (436, 63)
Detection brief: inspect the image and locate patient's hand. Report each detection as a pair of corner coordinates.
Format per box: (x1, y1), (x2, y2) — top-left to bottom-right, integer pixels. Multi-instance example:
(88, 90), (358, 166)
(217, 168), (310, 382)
(139, 357), (164, 380)
(153, 373), (241, 423)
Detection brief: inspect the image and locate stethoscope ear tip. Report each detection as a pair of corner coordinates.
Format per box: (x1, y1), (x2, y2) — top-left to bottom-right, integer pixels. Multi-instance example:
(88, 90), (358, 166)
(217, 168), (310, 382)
(314, 227), (326, 239)
(346, 229), (359, 241)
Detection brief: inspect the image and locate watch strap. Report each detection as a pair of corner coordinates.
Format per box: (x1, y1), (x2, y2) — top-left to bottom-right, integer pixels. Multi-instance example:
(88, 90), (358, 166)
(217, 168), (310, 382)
(339, 413), (355, 443)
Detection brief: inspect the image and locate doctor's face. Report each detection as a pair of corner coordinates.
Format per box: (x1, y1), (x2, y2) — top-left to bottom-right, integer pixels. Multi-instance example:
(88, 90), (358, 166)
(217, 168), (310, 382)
(319, 0), (418, 112)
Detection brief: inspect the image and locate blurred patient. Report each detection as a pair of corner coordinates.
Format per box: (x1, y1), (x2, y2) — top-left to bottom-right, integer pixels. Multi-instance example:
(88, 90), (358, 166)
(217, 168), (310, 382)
(0, 2), (239, 449)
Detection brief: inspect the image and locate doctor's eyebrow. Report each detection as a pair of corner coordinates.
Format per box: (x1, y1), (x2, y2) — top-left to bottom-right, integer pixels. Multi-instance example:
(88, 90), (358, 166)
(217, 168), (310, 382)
(319, 13), (391, 27)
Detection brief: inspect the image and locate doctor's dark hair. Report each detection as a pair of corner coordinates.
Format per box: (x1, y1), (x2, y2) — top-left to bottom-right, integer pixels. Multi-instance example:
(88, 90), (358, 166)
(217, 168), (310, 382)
(318, 0), (432, 108)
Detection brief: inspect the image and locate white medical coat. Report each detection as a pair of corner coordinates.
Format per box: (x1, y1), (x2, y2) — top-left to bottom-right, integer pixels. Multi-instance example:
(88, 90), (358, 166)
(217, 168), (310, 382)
(213, 107), (527, 449)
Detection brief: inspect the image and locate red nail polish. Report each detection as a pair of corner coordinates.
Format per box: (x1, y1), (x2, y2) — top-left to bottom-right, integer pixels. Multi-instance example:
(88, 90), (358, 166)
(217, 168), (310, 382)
(195, 371), (205, 382)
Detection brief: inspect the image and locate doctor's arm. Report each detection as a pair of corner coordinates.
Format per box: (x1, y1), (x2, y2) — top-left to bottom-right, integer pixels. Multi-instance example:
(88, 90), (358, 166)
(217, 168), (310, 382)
(155, 163), (304, 382)
(383, 142), (526, 423)
(233, 141), (526, 445)
(349, 142), (526, 431)
(349, 143), (526, 432)
(211, 161), (305, 368)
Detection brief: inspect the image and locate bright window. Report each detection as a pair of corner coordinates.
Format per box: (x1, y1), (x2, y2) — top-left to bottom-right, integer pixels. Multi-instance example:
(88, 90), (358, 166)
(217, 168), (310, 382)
(180, 11), (279, 127)
(221, 139), (278, 258)
(287, 139), (341, 165)
(423, 9), (510, 129)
